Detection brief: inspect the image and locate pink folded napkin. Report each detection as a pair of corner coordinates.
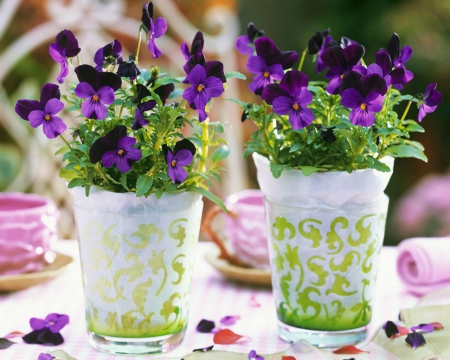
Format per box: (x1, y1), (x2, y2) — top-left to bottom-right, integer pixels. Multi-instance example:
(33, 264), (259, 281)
(397, 237), (450, 295)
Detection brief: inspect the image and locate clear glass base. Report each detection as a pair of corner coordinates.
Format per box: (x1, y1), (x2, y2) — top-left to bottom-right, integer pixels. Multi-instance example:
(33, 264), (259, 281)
(278, 320), (368, 348)
(87, 329), (185, 355)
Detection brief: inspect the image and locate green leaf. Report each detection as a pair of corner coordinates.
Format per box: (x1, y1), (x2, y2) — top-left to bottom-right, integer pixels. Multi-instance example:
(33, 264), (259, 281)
(300, 166), (319, 176)
(0, 338), (16, 349)
(59, 168), (82, 181)
(136, 175), (153, 197)
(405, 122), (425, 133)
(270, 163), (285, 178)
(211, 145), (230, 162)
(154, 77), (180, 86)
(384, 144), (428, 162)
(404, 139), (425, 151)
(289, 144), (303, 153)
(120, 172), (128, 191)
(68, 178), (86, 188)
(187, 186), (226, 212)
(168, 89), (183, 100)
(224, 98), (247, 107)
(155, 188), (163, 199)
(55, 146), (70, 156)
(225, 71), (246, 80)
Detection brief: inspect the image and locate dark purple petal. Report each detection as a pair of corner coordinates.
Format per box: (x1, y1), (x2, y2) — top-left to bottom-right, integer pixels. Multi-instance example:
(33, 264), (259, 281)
(74, 82), (95, 99)
(340, 71), (363, 94)
(55, 60), (68, 84)
(117, 61), (141, 79)
(418, 104), (437, 122)
(94, 47), (104, 70)
(325, 65), (345, 79)
(410, 324), (435, 333)
(193, 345), (214, 352)
(359, 73), (387, 97)
(174, 138), (196, 156)
(154, 83), (174, 104)
(289, 106), (314, 130)
(383, 321), (399, 338)
(118, 136), (136, 149)
(350, 65), (368, 75)
(22, 328), (64, 346)
(190, 31), (204, 56)
(181, 42), (190, 60)
(374, 51), (393, 76)
(315, 55), (328, 74)
(341, 88), (364, 109)
(173, 148), (193, 166)
(308, 30), (323, 54)
(182, 86), (200, 106)
(326, 76), (342, 95)
(153, 17), (167, 38)
(132, 108), (149, 130)
(196, 319), (216, 333)
(349, 107), (375, 127)
(125, 147), (142, 163)
(321, 46), (346, 68)
(97, 86), (115, 105)
(261, 84), (289, 105)
(321, 126), (336, 143)
(90, 125), (127, 163)
(279, 70), (309, 96)
(74, 65), (98, 89)
(249, 74), (271, 95)
(15, 99), (41, 120)
(246, 56), (267, 75)
(387, 33), (400, 60)
(182, 53), (206, 79)
(55, 30), (80, 58)
(236, 35), (253, 55)
(197, 107), (208, 121)
(343, 44), (365, 67)
(278, 50), (299, 70)
(405, 332), (426, 349)
(141, 2), (152, 30)
(254, 37), (279, 59)
(389, 67), (406, 86)
(40, 83), (61, 105)
(204, 61), (227, 83)
(136, 84), (151, 102)
(139, 100), (157, 113)
(424, 83), (443, 107)
(397, 46), (412, 66)
(96, 71), (122, 92)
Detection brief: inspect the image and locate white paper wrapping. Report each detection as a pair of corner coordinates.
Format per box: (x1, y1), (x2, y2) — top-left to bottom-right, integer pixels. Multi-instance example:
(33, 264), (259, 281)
(253, 153), (394, 209)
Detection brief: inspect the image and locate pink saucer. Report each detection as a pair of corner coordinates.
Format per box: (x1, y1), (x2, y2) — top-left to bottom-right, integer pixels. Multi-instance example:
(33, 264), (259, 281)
(0, 192), (59, 276)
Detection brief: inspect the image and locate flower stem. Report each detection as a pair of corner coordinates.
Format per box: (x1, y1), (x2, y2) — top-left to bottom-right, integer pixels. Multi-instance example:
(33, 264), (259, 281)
(400, 98), (414, 122)
(59, 134), (71, 148)
(198, 119), (209, 173)
(297, 47), (308, 72)
(135, 28), (143, 66)
(95, 163), (111, 185)
(76, 55), (81, 66)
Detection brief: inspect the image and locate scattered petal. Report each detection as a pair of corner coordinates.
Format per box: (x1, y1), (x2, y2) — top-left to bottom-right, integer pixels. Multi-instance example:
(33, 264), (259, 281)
(213, 329), (248, 345)
(38, 354), (55, 360)
(248, 349), (264, 360)
(3, 331), (25, 339)
(193, 345), (214, 352)
(48, 349), (77, 360)
(248, 295), (261, 307)
(391, 326), (410, 339)
(196, 319), (216, 333)
(0, 338), (16, 350)
(282, 356), (297, 360)
(332, 345), (369, 354)
(384, 320), (399, 338)
(220, 315), (241, 326)
(410, 323), (435, 333)
(405, 332), (426, 349)
(429, 322), (444, 330)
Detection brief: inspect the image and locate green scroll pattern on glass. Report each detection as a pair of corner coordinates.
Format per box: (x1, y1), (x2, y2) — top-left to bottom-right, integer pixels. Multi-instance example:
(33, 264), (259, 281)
(77, 213), (201, 338)
(268, 206), (388, 332)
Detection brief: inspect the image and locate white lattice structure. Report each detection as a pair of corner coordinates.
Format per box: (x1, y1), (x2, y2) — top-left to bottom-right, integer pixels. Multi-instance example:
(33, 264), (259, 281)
(0, 0), (248, 238)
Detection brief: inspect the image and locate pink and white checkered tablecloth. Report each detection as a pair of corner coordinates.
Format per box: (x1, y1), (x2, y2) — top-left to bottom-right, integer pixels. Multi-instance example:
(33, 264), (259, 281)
(0, 240), (419, 360)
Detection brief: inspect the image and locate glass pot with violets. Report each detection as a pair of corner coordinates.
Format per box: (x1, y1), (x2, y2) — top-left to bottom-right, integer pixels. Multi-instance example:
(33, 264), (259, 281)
(235, 25), (442, 348)
(14, 2), (241, 355)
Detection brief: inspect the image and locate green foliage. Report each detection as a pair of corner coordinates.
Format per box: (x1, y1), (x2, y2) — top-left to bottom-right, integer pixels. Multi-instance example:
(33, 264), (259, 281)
(59, 74), (229, 209)
(243, 82), (426, 177)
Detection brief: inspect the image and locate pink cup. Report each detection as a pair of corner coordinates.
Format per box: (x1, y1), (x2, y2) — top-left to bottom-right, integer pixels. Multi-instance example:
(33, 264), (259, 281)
(0, 192), (59, 275)
(223, 189), (270, 269)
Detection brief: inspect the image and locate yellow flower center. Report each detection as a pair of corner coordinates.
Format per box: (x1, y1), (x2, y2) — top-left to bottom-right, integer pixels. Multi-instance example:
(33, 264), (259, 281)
(44, 115), (51, 121)
(93, 95), (99, 101)
(197, 85), (204, 92)
(292, 104), (299, 110)
(118, 149), (124, 155)
(171, 160), (176, 167)
(360, 103), (367, 110)
(263, 71), (270, 78)
(340, 74), (344, 79)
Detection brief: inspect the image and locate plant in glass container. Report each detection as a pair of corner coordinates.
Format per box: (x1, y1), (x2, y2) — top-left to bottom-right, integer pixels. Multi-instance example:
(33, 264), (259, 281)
(14, 1), (243, 355)
(235, 24), (442, 347)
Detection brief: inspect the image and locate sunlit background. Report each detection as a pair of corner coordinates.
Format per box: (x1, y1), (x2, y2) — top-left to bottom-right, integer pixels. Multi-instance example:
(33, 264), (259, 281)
(1, 0), (449, 245)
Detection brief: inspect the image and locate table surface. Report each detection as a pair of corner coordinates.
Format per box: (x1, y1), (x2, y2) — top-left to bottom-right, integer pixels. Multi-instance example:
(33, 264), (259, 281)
(0, 240), (420, 360)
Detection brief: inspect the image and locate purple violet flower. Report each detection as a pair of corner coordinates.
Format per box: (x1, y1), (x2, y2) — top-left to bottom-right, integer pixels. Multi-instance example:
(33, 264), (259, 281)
(196, 319), (216, 333)
(132, 84), (157, 130)
(182, 64), (224, 121)
(418, 83), (443, 122)
(38, 354), (55, 360)
(90, 126), (142, 173)
(321, 43), (366, 94)
(22, 313), (69, 346)
(94, 39), (123, 71)
(410, 323), (435, 333)
(220, 315), (241, 326)
(384, 320), (400, 338)
(405, 332), (426, 349)
(321, 126), (336, 143)
(263, 70), (314, 130)
(236, 22), (264, 57)
(163, 139), (196, 184)
(183, 56), (227, 85)
(340, 71), (387, 127)
(247, 56), (284, 96)
(15, 83), (66, 139)
(385, 33), (414, 89)
(248, 349), (264, 360)
(367, 50), (406, 88)
(308, 29), (336, 73)
(74, 64), (122, 120)
(141, 2), (167, 58)
(181, 31), (204, 60)
(254, 37), (299, 70)
(117, 59), (141, 79)
(49, 30), (81, 83)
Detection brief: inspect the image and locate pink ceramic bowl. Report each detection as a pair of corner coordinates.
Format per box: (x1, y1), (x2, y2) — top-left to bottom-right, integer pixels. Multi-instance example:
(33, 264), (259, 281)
(0, 192), (59, 276)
